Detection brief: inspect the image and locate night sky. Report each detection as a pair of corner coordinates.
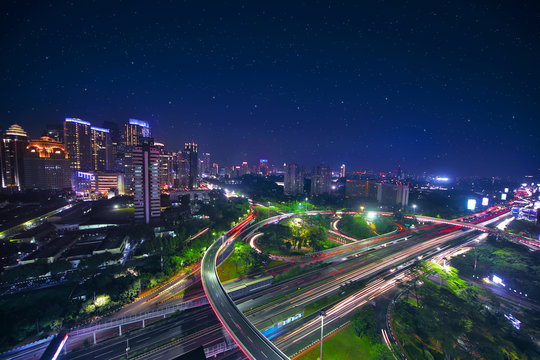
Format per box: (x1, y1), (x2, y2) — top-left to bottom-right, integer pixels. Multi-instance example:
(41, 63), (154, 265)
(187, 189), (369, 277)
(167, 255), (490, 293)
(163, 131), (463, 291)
(1, 1), (539, 177)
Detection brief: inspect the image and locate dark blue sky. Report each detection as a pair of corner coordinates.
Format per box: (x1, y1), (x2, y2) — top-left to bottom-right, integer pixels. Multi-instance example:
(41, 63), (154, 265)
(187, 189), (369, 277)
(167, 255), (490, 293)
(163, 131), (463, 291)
(1, 1), (539, 176)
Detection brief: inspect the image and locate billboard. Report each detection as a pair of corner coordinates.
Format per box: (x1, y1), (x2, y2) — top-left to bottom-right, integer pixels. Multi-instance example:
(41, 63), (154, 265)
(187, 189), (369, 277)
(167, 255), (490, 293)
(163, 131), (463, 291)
(467, 199), (477, 210)
(501, 193), (507, 200)
(482, 197), (489, 206)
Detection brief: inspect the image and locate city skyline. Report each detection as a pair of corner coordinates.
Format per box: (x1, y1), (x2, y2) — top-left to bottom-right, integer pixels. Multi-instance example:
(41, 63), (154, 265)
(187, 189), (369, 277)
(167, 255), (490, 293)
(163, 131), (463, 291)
(1, 2), (539, 176)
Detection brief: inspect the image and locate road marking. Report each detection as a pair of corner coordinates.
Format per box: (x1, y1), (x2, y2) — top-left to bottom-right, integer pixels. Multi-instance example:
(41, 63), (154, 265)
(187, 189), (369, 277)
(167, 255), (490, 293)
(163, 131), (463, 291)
(95, 349), (114, 357)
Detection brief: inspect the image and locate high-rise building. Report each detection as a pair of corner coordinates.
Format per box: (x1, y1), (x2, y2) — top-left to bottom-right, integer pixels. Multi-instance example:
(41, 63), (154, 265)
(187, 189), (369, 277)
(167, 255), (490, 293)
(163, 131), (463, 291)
(376, 183), (409, 207)
(154, 142), (174, 189)
(102, 121), (121, 143)
(184, 142), (198, 189)
(91, 126), (112, 171)
(396, 164), (403, 180)
(259, 159), (269, 176)
(240, 161), (249, 176)
(124, 119), (150, 146)
(200, 152), (211, 177)
(284, 163), (304, 195)
(64, 118), (92, 172)
(24, 136), (70, 190)
(340, 164), (346, 178)
(133, 138), (160, 224)
(42, 124), (63, 143)
(74, 171), (124, 195)
(173, 151), (189, 188)
(1, 124), (29, 190)
(311, 165), (331, 196)
(344, 179), (377, 199)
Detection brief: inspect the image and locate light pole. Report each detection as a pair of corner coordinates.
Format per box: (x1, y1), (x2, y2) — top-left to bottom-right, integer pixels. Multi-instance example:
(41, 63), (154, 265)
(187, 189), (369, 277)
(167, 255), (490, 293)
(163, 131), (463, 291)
(319, 310), (326, 360)
(412, 204), (417, 213)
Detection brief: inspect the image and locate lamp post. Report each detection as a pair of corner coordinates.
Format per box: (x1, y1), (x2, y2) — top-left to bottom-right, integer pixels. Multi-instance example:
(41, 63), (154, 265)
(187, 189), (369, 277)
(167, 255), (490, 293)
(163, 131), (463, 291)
(319, 310), (326, 360)
(412, 204), (417, 213)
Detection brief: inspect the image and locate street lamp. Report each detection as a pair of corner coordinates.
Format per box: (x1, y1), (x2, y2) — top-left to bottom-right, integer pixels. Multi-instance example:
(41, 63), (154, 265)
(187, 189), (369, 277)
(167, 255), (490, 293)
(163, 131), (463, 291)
(319, 310), (326, 360)
(412, 204), (417, 213)
(360, 206), (365, 212)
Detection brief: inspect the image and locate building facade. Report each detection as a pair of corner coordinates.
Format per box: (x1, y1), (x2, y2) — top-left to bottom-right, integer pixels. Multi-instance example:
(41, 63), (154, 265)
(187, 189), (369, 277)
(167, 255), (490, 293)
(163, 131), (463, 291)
(91, 126), (112, 171)
(64, 118), (92, 172)
(311, 165), (331, 196)
(344, 179), (378, 199)
(284, 163), (304, 195)
(133, 138), (160, 224)
(24, 136), (70, 190)
(124, 119), (150, 147)
(74, 171), (124, 195)
(1, 124), (29, 190)
(376, 183), (409, 207)
(184, 142), (198, 189)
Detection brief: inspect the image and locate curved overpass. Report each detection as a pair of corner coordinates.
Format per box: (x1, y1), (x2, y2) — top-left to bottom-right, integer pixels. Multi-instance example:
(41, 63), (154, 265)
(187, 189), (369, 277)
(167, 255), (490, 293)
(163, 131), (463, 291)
(201, 211), (289, 360)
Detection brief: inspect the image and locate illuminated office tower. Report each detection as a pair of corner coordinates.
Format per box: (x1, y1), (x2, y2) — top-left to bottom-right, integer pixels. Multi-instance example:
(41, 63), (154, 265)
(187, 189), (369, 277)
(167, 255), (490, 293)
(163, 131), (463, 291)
(154, 142), (174, 189)
(184, 142), (198, 189)
(340, 164), (346, 178)
(259, 159), (269, 176)
(124, 119), (150, 146)
(1, 124), (29, 190)
(200, 152), (211, 176)
(133, 138), (160, 224)
(64, 118), (92, 171)
(91, 126), (111, 171)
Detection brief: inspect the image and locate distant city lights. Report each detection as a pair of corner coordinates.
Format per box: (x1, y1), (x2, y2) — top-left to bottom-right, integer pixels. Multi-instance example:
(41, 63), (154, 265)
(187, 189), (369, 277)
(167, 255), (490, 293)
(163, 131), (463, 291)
(435, 176), (449, 182)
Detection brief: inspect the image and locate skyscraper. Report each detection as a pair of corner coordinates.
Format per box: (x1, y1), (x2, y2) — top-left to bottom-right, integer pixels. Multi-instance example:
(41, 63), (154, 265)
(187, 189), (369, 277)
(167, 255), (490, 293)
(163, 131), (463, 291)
(311, 165), (331, 196)
(133, 138), (160, 224)
(284, 163), (304, 195)
(184, 142), (198, 189)
(1, 124), (29, 190)
(200, 152), (211, 176)
(340, 164), (346, 178)
(259, 159), (269, 176)
(124, 119), (150, 146)
(154, 142), (174, 189)
(24, 136), (70, 190)
(42, 124), (63, 143)
(91, 126), (112, 171)
(64, 118), (92, 172)
(377, 183), (409, 207)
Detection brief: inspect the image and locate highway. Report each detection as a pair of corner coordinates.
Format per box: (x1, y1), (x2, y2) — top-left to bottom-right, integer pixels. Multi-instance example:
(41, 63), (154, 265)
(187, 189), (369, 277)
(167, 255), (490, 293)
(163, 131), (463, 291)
(2, 207), (521, 360)
(201, 210), (289, 360)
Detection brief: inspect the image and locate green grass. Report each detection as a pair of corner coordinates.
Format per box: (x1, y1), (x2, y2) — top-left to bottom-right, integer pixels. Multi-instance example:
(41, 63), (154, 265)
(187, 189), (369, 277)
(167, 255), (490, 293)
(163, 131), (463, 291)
(304, 293), (341, 316)
(218, 256), (247, 282)
(300, 326), (372, 360)
(218, 255), (285, 283)
(426, 261), (471, 294)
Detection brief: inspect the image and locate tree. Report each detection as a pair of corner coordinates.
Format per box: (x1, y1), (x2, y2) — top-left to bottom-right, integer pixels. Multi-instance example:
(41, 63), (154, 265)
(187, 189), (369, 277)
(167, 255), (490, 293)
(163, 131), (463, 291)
(352, 305), (378, 343)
